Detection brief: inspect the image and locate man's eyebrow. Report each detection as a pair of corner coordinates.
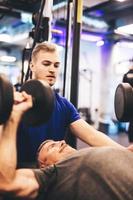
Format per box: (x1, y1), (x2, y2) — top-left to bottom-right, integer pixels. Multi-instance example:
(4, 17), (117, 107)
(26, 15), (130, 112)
(47, 142), (56, 150)
(42, 60), (60, 63)
(55, 61), (60, 63)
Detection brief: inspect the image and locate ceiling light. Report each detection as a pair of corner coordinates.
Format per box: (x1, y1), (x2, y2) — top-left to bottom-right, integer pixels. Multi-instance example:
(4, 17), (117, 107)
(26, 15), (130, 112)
(83, 16), (108, 31)
(52, 28), (63, 35)
(21, 12), (32, 23)
(53, 2), (67, 11)
(115, 24), (133, 35)
(0, 32), (29, 43)
(81, 33), (102, 42)
(0, 56), (16, 62)
(0, 34), (11, 43)
(96, 40), (104, 47)
(115, 0), (126, 2)
(116, 41), (133, 48)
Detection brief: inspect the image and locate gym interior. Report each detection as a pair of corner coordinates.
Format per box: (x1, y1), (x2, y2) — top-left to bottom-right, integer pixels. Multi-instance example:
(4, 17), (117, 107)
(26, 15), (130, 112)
(0, 0), (132, 147)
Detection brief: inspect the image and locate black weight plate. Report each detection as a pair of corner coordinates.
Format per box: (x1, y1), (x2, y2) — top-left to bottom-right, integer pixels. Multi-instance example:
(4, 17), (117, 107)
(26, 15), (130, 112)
(114, 83), (133, 122)
(0, 76), (14, 124)
(20, 80), (54, 126)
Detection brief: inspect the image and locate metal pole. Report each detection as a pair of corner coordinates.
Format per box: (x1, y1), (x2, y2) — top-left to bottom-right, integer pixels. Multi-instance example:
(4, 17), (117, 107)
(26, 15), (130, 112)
(24, 0), (46, 82)
(63, 0), (73, 97)
(70, 0), (82, 107)
(67, 0), (83, 148)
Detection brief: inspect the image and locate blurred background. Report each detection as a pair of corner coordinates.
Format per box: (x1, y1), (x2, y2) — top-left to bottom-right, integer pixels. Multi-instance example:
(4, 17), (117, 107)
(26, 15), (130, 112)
(0, 0), (133, 146)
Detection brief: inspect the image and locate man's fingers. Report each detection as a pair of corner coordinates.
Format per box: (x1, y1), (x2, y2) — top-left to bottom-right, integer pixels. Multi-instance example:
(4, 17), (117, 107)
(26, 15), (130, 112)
(14, 92), (25, 104)
(14, 91), (32, 104)
(127, 144), (133, 152)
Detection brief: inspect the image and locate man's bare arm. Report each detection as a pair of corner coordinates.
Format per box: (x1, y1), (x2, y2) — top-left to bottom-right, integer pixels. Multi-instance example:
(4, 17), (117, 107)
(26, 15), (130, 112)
(70, 119), (125, 148)
(0, 169), (39, 199)
(0, 91), (32, 181)
(0, 92), (40, 198)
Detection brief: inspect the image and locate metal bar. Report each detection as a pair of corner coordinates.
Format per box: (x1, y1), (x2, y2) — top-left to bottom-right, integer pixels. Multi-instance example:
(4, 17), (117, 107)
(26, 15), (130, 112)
(68, 0), (83, 148)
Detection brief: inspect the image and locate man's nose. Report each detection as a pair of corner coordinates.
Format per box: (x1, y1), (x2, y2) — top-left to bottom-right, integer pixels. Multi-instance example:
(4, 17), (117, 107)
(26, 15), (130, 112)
(48, 64), (55, 72)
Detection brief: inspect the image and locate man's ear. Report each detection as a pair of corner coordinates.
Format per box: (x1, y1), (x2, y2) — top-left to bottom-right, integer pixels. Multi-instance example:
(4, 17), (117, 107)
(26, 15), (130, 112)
(30, 62), (33, 69)
(30, 62), (34, 71)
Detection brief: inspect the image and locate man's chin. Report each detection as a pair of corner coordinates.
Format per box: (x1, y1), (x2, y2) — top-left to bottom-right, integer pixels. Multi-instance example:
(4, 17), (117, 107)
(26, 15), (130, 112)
(37, 79), (54, 87)
(48, 82), (54, 87)
(47, 80), (55, 87)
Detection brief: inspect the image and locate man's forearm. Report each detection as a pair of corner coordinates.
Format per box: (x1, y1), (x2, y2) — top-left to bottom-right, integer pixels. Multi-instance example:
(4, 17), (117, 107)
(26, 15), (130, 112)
(0, 117), (18, 183)
(0, 91), (32, 184)
(0, 118), (40, 198)
(71, 119), (125, 149)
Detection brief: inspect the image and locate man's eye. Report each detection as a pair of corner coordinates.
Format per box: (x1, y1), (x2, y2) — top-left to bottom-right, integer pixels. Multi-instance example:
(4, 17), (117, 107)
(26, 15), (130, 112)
(48, 143), (56, 151)
(43, 62), (51, 66)
(51, 143), (56, 148)
(54, 63), (60, 68)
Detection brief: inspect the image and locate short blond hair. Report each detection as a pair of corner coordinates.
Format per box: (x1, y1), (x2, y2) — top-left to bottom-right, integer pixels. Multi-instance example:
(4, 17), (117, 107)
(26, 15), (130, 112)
(31, 41), (58, 61)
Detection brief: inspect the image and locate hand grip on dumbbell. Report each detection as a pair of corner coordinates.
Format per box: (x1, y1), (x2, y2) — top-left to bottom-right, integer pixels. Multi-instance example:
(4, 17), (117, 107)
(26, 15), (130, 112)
(0, 76), (54, 126)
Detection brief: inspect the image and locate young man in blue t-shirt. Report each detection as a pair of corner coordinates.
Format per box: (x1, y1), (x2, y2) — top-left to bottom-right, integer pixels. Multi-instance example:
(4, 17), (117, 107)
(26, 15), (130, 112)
(17, 41), (123, 166)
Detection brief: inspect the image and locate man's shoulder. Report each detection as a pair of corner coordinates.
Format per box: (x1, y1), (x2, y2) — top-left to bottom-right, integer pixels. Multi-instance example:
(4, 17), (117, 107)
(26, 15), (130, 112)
(54, 92), (68, 102)
(56, 146), (133, 167)
(54, 92), (73, 107)
(33, 165), (57, 191)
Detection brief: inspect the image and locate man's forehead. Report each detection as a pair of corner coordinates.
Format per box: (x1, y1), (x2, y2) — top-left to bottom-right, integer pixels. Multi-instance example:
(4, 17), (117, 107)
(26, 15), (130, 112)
(36, 50), (60, 61)
(44, 140), (54, 146)
(38, 140), (53, 152)
(45, 140), (54, 146)
(40, 141), (58, 154)
(43, 140), (58, 149)
(45, 140), (59, 148)
(38, 50), (59, 56)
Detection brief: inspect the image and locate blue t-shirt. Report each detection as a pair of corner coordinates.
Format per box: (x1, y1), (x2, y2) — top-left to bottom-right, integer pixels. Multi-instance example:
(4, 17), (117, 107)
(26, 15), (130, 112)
(17, 92), (80, 164)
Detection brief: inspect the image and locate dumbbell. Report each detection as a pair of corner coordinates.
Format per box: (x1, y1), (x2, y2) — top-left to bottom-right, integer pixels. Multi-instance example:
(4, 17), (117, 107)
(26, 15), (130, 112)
(114, 83), (133, 122)
(0, 76), (54, 126)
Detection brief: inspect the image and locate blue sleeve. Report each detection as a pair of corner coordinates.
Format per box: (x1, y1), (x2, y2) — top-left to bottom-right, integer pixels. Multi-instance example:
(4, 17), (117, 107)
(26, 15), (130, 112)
(63, 98), (80, 124)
